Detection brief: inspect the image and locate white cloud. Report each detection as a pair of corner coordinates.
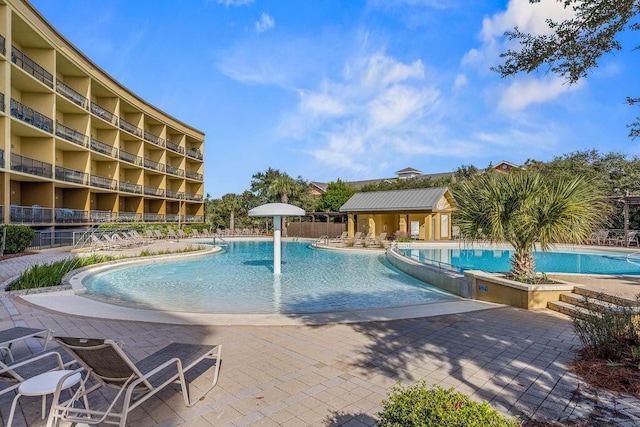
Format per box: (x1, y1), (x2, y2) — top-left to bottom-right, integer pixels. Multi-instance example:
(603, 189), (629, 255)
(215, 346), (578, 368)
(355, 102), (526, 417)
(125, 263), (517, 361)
(255, 13), (275, 33)
(498, 76), (581, 111)
(453, 74), (467, 92)
(216, 0), (254, 6)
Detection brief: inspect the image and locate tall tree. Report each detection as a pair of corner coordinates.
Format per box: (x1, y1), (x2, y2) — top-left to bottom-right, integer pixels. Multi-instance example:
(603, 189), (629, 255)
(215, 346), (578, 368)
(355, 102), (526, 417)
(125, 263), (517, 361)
(316, 180), (355, 212)
(221, 193), (244, 232)
(492, 0), (640, 137)
(455, 170), (609, 280)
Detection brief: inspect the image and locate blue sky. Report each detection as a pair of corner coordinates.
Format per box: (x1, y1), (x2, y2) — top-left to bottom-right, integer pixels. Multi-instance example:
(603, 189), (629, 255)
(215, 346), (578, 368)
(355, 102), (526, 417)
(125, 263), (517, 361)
(31, 0), (640, 198)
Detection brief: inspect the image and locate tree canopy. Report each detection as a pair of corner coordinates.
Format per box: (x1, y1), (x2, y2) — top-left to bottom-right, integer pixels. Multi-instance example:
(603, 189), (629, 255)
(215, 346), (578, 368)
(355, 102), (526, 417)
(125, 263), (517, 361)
(493, 0), (640, 138)
(316, 180), (355, 212)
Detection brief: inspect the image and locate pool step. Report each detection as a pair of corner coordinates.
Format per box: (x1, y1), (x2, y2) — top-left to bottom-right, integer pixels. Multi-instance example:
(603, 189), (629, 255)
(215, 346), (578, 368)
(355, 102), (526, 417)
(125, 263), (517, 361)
(547, 287), (640, 318)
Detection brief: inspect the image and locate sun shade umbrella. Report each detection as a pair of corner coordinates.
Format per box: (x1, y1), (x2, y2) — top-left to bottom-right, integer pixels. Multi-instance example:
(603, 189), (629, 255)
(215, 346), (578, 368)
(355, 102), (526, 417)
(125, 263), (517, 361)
(248, 203), (305, 274)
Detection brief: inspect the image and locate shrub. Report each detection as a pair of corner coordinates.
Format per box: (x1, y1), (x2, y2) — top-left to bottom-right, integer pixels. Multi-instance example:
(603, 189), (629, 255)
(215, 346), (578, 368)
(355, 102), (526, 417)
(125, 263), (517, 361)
(377, 382), (519, 427)
(573, 294), (640, 360)
(0, 225), (35, 254)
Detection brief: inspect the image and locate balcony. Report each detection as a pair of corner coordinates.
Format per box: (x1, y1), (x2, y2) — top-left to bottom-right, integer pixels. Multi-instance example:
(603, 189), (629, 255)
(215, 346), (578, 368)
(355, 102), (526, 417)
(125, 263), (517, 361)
(55, 208), (89, 223)
(165, 213), (182, 222)
(186, 170), (203, 181)
(143, 213), (165, 222)
(90, 210), (112, 222)
(11, 46), (54, 88)
(0, 34), (5, 56)
(166, 190), (182, 199)
(186, 148), (203, 160)
(90, 102), (118, 126)
(144, 131), (165, 147)
(114, 211), (142, 222)
(119, 181), (143, 194)
(144, 158), (165, 172)
(166, 140), (184, 154)
(0, 149), (4, 169)
(166, 165), (184, 177)
(119, 117), (142, 137)
(55, 165), (89, 185)
(10, 204), (53, 224)
(11, 153), (53, 178)
(55, 122), (89, 148)
(118, 149), (143, 166)
(10, 99), (53, 133)
(0, 92), (4, 112)
(90, 174), (117, 190)
(91, 138), (118, 158)
(184, 192), (203, 202)
(143, 185), (165, 197)
(56, 79), (89, 109)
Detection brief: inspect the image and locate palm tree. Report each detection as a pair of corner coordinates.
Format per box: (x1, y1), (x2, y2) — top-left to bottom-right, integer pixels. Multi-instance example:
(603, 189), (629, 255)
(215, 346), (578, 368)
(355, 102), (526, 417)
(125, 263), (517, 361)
(221, 193), (244, 233)
(455, 171), (609, 280)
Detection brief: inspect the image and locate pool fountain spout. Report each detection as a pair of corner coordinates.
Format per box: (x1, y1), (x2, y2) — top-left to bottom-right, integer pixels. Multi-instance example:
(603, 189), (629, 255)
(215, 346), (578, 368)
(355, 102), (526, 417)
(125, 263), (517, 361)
(248, 203), (305, 274)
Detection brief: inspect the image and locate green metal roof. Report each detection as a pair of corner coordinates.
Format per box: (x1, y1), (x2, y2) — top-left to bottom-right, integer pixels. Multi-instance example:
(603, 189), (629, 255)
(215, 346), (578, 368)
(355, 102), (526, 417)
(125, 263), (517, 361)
(339, 188), (455, 212)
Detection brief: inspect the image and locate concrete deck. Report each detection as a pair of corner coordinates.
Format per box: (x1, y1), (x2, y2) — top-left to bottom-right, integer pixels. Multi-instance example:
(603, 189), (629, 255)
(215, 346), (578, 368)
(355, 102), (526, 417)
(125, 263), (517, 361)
(1, 241), (639, 426)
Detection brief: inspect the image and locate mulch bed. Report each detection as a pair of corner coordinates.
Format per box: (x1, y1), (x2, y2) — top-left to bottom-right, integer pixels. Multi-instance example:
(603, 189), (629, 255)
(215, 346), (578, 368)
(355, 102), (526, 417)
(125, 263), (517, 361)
(570, 349), (640, 398)
(0, 252), (35, 261)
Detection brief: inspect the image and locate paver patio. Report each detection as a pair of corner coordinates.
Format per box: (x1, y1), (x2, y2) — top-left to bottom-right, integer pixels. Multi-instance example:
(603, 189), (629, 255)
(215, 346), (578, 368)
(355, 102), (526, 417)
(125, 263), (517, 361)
(1, 245), (640, 426)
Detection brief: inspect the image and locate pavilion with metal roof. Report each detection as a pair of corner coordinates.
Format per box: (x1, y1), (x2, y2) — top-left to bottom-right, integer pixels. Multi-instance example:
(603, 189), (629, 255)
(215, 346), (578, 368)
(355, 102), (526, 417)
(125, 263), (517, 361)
(339, 187), (457, 240)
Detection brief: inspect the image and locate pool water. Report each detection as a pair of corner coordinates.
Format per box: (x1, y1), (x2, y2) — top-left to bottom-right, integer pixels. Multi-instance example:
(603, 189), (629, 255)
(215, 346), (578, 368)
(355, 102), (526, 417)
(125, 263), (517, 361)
(83, 241), (456, 313)
(398, 247), (640, 275)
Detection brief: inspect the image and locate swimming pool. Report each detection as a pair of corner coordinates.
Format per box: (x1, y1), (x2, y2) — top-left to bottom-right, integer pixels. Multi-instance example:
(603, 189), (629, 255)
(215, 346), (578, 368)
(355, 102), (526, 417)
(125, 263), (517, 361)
(397, 247), (640, 275)
(82, 241), (456, 313)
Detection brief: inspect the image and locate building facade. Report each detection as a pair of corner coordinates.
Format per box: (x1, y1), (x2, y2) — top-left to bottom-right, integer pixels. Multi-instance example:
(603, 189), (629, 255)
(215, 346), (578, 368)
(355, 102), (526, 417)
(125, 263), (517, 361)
(0, 0), (205, 231)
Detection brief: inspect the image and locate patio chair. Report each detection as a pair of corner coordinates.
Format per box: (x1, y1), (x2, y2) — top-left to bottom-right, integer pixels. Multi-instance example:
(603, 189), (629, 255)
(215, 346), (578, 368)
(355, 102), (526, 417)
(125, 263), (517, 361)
(331, 231), (348, 243)
(46, 337), (222, 427)
(200, 229), (211, 237)
(374, 232), (388, 245)
(177, 229), (186, 239)
(0, 327), (52, 362)
(1, 350), (73, 399)
(153, 230), (165, 240)
(167, 229), (178, 240)
(192, 229), (201, 238)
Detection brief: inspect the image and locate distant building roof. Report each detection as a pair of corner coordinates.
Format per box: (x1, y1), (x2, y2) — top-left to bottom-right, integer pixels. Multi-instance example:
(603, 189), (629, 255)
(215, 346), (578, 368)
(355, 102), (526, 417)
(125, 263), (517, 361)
(340, 187), (455, 212)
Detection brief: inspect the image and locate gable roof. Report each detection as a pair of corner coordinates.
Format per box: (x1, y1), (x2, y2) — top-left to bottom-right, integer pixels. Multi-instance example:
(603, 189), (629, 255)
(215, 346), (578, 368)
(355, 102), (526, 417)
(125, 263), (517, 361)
(340, 187), (455, 212)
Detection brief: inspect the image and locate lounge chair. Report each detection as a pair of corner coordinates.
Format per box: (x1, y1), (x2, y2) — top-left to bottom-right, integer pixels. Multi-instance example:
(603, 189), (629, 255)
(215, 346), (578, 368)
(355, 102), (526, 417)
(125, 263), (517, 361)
(0, 326), (52, 361)
(153, 230), (164, 240)
(192, 229), (201, 238)
(177, 229), (186, 239)
(46, 337), (222, 427)
(167, 229), (178, 240)
(201, 229), (211, 237)
(332, 231), (348, 243)
(375, 232), (388, 245)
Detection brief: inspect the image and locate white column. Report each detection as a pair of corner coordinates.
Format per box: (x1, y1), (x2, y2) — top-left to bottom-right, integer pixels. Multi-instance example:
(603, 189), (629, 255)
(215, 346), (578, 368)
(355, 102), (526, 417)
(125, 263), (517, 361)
(273, 215), (281, 274)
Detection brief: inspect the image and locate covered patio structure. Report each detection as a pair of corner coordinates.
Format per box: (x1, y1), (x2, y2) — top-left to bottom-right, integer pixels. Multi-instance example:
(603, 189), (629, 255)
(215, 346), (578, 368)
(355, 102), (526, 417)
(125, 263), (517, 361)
(339, 187), (457, 240)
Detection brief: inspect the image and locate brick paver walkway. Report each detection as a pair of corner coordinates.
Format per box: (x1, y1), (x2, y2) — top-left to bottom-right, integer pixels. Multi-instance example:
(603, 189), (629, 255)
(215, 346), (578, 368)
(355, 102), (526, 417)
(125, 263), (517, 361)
(1, 246), (640, 426)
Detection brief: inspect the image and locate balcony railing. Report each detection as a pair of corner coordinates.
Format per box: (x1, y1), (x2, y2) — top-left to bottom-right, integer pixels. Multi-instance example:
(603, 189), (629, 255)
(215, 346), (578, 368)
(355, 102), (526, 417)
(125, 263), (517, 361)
(55, 208), (89, 223)
(187, 215), (204, 223)
(56, 79), (89, 109)
(0, 149), (4, 169)
(0, 92), (4, 112)
(55, 122), (89, 148)
(144, 186), (165, 197)
(118, 149), (143, 166)
(119, 181), (143, 194)
(90, 174), (117, 190)
(90, 210), (112, 223)
(91, 138), (118, 158)
(184, 193), (203, 201)
(11, 45), (54, 88)
(11, 152), (53, 178)
(143, 213), (165, 222)
(55, 165), (89, 185)
(114, 211), (142, 222)
(166, 190), (182, 199)
(165, 213), (182, 222)
(186, 148), (203, 160)
(144, 158), (165, 172)
(119, 117), (142, 137)
(10, 204), (53, 224)
(0, 34), (5, 56)
(185, 171), (203, 181)
(166, 165), (184, 177)
(90, 102), (118, 126)
(10, 99), (53, 133)
(166, 140), (184, 154)
(144, 131), (165, 147)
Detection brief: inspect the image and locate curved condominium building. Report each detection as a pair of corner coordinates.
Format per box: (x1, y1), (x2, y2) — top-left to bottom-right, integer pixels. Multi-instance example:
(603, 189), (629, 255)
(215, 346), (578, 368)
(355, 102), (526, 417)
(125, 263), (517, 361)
(0, 0), (205, 232)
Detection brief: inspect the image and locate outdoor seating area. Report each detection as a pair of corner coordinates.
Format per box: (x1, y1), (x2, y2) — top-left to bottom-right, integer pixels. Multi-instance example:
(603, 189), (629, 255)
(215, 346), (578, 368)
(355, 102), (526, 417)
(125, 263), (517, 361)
(586, 229), (640, 246)
(0, 325), (222, 427)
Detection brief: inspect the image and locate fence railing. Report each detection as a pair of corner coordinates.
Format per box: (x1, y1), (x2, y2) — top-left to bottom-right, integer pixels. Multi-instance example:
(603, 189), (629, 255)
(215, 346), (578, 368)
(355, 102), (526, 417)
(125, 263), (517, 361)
(119, 117), (142, 137)
(11, 45), (53, 88)
(90, 138), (118, 158)
(144, 158), (165, 172)
(55, 165), (89, 185)
(144, 186), (165, 197)
(166, 140), (184, 154)
(185, 170), (203, 180)
(9, 205), (53, 224)
(56, 121), (89, 148)
(186, 148), (203, 160)
(10, 98), (53, 133)
(118, 149), (143, 166)
(119, 181), (143, 194)
(56, 79), (89, 109)
(144, 131), (165, 147)
(90, 102), (118, 126)
(10, 152), (53, 178)
(90, 174), (117, 190)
